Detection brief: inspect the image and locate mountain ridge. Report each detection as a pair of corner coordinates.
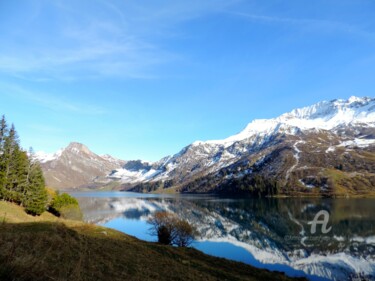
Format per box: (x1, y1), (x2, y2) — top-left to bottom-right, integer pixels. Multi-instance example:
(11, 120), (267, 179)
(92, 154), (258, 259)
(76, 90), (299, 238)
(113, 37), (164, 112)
(35, 142), (126, 189)
(193, 96), (374, 147)
(36, 96), (375, 195)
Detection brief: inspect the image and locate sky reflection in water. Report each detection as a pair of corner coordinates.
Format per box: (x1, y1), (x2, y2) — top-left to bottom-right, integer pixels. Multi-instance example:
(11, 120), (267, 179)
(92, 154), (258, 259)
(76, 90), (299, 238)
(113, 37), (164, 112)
(72, 192), (375, 281)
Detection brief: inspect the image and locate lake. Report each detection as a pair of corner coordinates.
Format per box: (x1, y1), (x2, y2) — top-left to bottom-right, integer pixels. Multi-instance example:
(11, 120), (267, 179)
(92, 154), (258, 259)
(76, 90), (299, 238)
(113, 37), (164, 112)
(71, 192), (375, 281)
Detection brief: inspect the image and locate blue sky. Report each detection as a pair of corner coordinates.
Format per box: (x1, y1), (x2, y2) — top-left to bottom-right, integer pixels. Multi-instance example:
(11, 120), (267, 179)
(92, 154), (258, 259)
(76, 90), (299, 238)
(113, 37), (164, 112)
(1, 0), (375, 161)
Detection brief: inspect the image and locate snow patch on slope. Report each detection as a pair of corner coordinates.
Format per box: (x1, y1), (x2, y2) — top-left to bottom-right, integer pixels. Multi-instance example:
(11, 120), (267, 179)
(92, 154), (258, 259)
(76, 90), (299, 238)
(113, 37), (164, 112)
(286, 140), (304, 179)
(34, 149), (63, 163)
(338, 138), (375, 148)
(109, 168), (162, 183)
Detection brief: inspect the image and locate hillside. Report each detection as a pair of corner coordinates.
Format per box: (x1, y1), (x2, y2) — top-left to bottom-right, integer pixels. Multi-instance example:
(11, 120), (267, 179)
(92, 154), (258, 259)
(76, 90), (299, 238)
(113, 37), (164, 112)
(0, 201), (305, 281)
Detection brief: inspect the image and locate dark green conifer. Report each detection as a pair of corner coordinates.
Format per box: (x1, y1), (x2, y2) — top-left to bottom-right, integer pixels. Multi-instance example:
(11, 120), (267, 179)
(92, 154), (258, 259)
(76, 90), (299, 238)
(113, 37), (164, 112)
(0, 116), (48, 215)
(24, 161), (47, 215)
(0, 115), (8, 198)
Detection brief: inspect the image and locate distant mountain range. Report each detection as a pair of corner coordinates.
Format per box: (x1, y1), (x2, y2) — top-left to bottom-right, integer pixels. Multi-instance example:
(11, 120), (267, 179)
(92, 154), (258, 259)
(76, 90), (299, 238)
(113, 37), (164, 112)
(36, 96), (375, 196)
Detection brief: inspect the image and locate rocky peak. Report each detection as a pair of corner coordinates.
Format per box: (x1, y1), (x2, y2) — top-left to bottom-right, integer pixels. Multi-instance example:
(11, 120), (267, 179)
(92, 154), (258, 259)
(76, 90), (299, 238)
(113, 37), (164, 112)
(37, 142), (125, 189)
(65, 142), (92, 156)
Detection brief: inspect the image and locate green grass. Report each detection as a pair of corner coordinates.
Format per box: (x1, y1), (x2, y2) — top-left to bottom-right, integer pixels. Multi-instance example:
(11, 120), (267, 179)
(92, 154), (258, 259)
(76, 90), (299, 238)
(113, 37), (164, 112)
(323, 169), (375, 197)
(0, 201), (305, 281)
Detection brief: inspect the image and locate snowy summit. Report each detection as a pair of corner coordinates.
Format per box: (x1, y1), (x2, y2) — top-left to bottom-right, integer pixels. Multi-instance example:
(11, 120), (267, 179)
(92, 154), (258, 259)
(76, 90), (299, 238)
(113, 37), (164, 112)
(195, 96), (375, 147)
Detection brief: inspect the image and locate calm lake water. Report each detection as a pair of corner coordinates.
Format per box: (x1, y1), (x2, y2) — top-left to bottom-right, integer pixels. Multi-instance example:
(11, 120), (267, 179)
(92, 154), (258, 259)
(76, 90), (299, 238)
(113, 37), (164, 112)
(71, 192), (375, 281)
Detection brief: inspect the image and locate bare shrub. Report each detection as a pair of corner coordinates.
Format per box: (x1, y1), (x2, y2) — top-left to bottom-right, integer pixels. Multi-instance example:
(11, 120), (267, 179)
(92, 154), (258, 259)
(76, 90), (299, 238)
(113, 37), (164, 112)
(148, 211), (197, 247)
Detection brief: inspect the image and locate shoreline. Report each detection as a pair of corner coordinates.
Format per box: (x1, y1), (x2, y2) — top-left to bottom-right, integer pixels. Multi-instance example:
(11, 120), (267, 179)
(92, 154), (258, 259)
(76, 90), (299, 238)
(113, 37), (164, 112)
(0, 200), (305, 281)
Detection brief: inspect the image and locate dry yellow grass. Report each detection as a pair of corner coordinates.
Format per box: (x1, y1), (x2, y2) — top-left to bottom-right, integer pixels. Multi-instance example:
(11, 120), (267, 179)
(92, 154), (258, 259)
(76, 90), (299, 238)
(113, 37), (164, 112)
(0, 201), (306, 281)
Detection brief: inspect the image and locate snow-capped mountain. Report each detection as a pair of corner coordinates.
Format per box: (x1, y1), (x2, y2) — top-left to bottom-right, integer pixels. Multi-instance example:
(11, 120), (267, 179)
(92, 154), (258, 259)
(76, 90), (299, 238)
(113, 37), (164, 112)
(195, 96), (374, 147)
(37, 142), (126, 189)
(38, 96), (375, 195)
(122, 96), (375, 196)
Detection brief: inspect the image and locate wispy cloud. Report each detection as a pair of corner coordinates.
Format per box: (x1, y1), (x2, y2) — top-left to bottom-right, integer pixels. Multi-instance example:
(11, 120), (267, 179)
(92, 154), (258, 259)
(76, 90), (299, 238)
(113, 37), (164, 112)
(229, 11), (375, 39)
(0, 82), (106, 115)
(0, 0), (239, 81)
(0, 22), (166, 80)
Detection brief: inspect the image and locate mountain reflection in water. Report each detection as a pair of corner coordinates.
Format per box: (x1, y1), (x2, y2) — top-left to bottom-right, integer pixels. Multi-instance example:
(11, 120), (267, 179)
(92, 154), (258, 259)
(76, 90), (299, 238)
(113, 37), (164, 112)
(72, 192), (375, 281)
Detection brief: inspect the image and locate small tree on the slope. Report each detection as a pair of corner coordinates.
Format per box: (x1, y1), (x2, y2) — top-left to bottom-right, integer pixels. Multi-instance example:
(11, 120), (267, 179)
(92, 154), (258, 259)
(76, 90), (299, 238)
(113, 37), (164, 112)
(148, 211), (197, 247)
(50, 192), (79, 212)
(148, 211), (176, 245)
(49, 192), (82, 220)
(173, 219), (197, 247)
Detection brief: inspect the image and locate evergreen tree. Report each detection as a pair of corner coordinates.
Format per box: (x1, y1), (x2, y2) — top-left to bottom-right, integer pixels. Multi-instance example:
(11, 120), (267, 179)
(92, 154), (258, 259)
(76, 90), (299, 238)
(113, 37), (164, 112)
(2, 124), (23, 202)
(24, 161), (47, 215)
(0, 115), (7, 148)
(0, 116), (8, 198)
(0, 115), (48, 215)
(13, 149), (29, 204)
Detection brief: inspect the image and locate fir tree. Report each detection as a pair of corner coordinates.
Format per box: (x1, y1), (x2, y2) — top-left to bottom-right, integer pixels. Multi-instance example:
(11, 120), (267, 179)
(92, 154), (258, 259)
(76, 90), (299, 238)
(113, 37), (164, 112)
(0, 115), (7, 148)
(13, 149), (29, 204)
(2, 124), (22, 202)
(0, 115), (48, 215)
(24, 161), (47, 215)
(0, 115), (8, 198)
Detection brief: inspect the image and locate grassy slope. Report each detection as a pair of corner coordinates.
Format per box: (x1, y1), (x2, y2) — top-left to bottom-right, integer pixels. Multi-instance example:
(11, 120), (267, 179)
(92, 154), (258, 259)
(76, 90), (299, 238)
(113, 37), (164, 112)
(0, 201), (305, 281)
